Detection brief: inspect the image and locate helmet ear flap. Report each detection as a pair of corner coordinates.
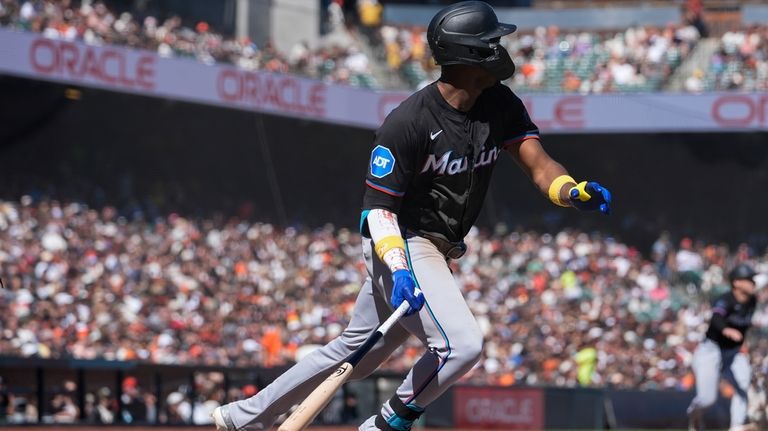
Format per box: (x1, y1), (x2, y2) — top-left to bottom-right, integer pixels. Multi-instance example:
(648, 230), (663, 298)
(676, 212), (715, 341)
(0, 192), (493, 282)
(434, 31), (443, 49)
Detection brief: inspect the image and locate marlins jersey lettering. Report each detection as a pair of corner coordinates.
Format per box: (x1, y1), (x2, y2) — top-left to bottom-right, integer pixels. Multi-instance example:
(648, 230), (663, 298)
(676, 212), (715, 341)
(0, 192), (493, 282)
(363, 82), (539, 244)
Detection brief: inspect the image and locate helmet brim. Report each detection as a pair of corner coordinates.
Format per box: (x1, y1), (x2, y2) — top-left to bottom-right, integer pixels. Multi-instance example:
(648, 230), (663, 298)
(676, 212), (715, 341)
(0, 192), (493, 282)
(480, 22), (517, 42)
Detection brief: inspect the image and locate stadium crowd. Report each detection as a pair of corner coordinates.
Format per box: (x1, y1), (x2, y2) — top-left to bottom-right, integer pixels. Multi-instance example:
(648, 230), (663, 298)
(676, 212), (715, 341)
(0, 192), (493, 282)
(703, 24), (768, 92)
(376, 22), (701, 92)
(0, 196), (767, 423)
(0, 0), (378, 87)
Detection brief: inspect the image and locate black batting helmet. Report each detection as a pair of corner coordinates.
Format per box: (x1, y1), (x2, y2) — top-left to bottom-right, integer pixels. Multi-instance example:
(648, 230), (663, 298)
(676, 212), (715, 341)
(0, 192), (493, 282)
(427, 1), (517, 80)
(729, 264), (757, 284)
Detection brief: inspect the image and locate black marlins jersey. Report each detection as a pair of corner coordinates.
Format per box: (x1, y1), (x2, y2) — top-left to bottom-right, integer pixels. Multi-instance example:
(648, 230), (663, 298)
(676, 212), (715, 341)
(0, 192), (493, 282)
(362, 82), (539, 244)
(706, 291), (756, 350)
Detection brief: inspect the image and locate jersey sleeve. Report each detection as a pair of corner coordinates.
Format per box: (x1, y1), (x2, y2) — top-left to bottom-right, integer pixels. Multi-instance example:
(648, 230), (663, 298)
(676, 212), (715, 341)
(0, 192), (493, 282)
(362, 111), (420, 214)
(709, 294), (733, 332)
(497, 85), (540, 149)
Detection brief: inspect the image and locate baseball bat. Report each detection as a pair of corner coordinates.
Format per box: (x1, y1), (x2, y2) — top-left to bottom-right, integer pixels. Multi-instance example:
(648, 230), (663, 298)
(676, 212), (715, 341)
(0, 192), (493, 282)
(278, 299), (413, 431)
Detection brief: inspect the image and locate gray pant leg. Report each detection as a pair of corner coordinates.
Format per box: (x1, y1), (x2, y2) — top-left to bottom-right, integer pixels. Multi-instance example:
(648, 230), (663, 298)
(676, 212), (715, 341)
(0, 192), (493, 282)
(349, 239), (412, 380)
(349, 289), (410, 380)
(362, 236), (483, 430)
(689, 340), (722, 414)
(224, 240), (410, 430)
(728, 353), (751, 427)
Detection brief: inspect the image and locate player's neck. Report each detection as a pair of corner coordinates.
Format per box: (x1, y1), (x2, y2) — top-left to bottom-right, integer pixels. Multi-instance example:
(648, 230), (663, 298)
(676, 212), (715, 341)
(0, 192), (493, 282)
(436, 80), (482, 112)
(437, 65), (495, 112)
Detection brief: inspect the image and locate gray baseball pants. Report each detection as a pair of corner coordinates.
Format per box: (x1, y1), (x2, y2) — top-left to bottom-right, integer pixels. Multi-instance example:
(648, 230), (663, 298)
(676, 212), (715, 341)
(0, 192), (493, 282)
(687, 338), (751, 428)
(220, 235), (483, 430)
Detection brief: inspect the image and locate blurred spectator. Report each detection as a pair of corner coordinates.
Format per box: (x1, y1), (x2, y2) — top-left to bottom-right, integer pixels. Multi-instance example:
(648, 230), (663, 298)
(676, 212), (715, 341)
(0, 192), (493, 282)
(700, 25), (768, 92)
(358, 0), (382, 28)
(120, 376), (147, 424)
(242, 384), (257, 398)
(5, 393), (38, 424)
(0, 377), (8, 422)
(685, 68), (705, 92)
(50, 393), (78, 423)
(341, 390), (358, 424)
(575, 346), (598, 386)
(164, 392), (190, 424)
(91, 387), (115, 424)
(562, 70), (582, 92)
(676, 237), (704, 288)
(49, 380), (79, 423)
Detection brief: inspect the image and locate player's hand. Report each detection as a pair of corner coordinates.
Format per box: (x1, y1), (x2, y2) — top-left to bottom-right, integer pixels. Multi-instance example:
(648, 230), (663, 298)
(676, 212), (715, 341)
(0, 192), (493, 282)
(391, 269), (424, 316)
(722, 327), (743, 342)
(569, 181), (612, 215)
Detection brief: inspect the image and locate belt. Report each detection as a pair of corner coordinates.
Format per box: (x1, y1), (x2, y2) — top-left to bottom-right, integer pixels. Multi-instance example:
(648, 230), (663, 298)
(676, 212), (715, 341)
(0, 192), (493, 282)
(416, 232), (467, 260)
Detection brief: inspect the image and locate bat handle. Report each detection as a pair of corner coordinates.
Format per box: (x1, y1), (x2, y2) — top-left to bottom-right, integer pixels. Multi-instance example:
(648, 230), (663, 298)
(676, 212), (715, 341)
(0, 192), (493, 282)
(345, 298), (413, 367)
(380, 299), (412, 335)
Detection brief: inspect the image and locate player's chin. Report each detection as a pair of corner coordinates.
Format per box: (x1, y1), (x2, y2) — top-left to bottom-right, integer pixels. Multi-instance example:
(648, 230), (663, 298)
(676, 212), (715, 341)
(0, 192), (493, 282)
(467, 65), (497, 89)
(479, 71), (500, 89)
(474, 75), (497, 90)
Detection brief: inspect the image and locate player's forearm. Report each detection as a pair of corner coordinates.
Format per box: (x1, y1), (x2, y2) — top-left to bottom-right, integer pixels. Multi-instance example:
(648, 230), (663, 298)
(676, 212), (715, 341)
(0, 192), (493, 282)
(527, 156), (576, 207)
(510, 139), (575, 207)
(367, 209), (409, 273)
(535, 161), (576, 207)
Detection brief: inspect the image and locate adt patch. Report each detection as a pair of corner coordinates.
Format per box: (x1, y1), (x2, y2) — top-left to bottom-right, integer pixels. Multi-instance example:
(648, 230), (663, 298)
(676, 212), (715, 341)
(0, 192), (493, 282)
(370, 145), (395, 178)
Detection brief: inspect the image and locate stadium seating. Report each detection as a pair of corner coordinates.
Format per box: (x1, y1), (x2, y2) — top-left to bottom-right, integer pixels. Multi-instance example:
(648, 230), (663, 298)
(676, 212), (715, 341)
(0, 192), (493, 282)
(701, 25), (768, 92)
(0, 197), (766, 394)
(376, 23), (700, 93)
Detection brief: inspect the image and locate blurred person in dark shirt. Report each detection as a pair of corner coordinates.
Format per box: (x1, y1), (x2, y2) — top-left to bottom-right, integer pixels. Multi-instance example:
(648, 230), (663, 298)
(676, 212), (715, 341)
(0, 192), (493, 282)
(120, 376), (147, 423)
(0, 377), (9, 422)
(688, 264), (758, 431)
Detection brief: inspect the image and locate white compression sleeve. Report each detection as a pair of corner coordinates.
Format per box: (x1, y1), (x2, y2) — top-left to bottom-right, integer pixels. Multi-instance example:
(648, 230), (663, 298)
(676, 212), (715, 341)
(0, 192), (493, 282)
(367, 209), (409, 273)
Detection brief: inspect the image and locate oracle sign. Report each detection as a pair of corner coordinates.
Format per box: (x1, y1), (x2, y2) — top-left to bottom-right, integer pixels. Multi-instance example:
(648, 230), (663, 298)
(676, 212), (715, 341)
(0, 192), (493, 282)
(29, 38), (156, 90)
(217, 69), (327, 116)
(453, 386), (544, 429)
(711, 94), (768, 128)
(524, 96), (585, 130)
(3, 30), (767, 133)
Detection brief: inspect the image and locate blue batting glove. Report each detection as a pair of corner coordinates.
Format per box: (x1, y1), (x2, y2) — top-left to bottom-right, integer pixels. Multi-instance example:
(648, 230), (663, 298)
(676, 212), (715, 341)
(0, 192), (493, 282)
(569, 181), (612, 215)
(391, 269), (424, 316)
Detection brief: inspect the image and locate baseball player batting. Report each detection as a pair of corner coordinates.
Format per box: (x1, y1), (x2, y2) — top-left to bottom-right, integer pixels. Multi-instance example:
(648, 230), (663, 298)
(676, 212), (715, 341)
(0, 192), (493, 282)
(213, 2), (612, 430)
(687, 264), (759, 431)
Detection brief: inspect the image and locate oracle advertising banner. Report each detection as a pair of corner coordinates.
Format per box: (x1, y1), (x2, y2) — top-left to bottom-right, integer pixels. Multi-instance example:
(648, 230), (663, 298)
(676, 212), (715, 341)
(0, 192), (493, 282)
(1, 29), (767, 133)
(0, 29), (387, 129)
(453, 386), (545, 430)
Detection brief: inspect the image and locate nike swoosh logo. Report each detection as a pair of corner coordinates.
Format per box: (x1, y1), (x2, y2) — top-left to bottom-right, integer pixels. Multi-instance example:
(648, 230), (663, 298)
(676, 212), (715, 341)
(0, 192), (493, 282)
(430, 130), (443, 140)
